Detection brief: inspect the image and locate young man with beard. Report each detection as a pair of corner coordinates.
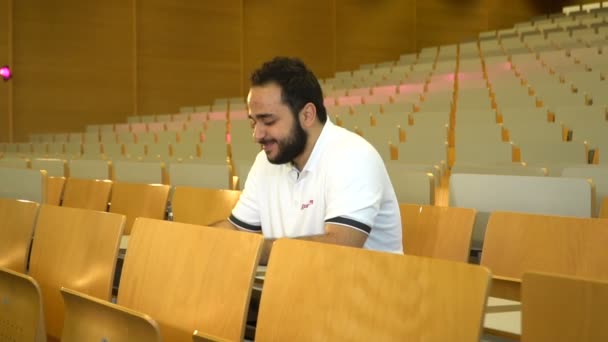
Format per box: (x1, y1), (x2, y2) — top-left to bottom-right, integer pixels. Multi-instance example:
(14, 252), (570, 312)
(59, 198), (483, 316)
(214, 57), (402, 264)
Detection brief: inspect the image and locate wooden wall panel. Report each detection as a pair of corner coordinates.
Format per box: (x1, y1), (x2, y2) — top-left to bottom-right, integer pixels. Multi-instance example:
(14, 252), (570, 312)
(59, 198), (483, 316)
(3, 0), (601, 140)
(416, 0), (489, 50)
(335, 0), (416, 72)
(136, 0), (242, 114)
(243, 0), (334, 94)
(12, 0), (133, 141)
(0, 0), (9, 142)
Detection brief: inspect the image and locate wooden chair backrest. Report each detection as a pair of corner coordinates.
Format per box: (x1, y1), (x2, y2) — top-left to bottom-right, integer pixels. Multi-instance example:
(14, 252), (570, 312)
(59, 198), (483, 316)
(0, 198), (40, 273)
(60, 287), (161, 342)
(600, 197), (608, 218)
(117, 218), (263, 341)
(400, 203), (475, 263)
(481, 211), (608, 300)
(0, 167), (47, 203)
(256, 239), (491, 341)
(172, 186), (241, 226)
(482, 211), (608, 280)
(522, 272), (608, 342)
(46, 176), (66, 206)
(450, 174), (594, 250)
(28, 205), (125, 339)
(0, 267), (46, 342)
(109, 182), (170, 234)
(62, 178), (112, 211)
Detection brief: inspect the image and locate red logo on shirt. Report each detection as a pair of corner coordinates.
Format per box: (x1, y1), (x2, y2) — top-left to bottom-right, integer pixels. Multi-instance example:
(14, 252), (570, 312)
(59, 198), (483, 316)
(300, 200), (314, 210)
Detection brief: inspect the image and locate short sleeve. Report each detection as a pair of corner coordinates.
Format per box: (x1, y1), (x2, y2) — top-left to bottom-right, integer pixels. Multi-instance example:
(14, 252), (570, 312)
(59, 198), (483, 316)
(324, 145), (384, 235)
(230, 153), (264, 232)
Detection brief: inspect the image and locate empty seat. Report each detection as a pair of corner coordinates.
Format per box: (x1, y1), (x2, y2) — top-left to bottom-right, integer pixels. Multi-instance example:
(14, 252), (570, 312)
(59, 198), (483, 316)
(171, 186), (241, 226)
(63, 218), (263, 341)
(0, 198), (40, 273)
(400, 204), (475, 263)
(0, 267), (46, 341)
(521, 271), (608, 342)
(481, 211), (608, 300)
(28, 205), (126, 339)
(254, 239), (491, 341)
(450, 174), (594, 250)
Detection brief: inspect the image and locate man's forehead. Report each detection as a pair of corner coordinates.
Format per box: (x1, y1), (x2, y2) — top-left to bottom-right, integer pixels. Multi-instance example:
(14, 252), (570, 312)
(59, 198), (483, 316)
(247, 83), (283, 104)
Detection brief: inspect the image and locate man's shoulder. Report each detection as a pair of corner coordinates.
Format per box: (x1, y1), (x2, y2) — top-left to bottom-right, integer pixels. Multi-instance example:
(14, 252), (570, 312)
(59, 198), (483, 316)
(325, 126), (383, 162)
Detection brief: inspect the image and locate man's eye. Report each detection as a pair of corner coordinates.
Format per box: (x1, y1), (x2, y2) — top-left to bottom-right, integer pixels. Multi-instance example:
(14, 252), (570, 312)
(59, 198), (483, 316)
(263, 120), (276, 126)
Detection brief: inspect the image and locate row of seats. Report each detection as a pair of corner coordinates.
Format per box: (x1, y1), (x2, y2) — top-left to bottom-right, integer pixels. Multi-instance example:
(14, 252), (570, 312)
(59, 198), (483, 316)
(2, 195), (608, 340)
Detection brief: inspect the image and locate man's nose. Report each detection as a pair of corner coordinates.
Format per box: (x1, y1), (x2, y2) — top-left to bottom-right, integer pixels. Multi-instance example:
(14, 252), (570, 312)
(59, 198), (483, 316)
(253, 124), (265, 141)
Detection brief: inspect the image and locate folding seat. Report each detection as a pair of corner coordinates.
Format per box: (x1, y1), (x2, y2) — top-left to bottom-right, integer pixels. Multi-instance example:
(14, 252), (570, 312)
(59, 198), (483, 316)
(249, 240), (490, 342)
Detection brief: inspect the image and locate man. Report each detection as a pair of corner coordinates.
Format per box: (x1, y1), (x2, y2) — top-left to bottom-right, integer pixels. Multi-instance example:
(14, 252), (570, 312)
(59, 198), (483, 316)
(215, 57), (402, 264)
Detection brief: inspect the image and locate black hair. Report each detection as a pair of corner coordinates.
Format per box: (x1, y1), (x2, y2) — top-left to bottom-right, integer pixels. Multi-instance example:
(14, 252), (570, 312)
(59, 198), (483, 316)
(251, 56), (327, 123)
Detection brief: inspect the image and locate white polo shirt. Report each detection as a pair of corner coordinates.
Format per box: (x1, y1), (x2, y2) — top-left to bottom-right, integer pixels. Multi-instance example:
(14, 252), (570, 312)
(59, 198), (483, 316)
(229, 120), (403, 253)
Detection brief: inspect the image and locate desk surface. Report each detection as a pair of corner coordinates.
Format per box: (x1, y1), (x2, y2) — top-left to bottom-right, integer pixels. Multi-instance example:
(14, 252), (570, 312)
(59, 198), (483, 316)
(484, 297), (521, 338)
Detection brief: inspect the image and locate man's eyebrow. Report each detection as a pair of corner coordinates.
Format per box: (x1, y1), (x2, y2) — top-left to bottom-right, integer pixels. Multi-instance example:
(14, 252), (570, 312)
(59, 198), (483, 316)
(249, 113), (275, 120)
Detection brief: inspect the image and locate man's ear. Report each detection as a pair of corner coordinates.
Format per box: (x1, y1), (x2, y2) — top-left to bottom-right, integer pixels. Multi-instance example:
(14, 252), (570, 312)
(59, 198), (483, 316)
(300, 102), (317, 128)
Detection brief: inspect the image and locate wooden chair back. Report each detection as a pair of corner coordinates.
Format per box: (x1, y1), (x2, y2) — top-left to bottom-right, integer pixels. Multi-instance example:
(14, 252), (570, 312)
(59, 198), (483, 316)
(117, 218), (263, 341)
(256, 239), (491, 341)
(60, 287), (161, 342)
(522, 272), (608, 342)
(481, 211), (608, 300)
(400, 203), (475, 262)
(62, 178), (112, 211)
(172, 186), (241, 226)
(28, 205), (125, 339)
(600, 197), (608, 218)
(0, 267), (46, 342)
(109, 182), (170, 234)
(0, 198), (40, 273)
(46, 176), (66, 206)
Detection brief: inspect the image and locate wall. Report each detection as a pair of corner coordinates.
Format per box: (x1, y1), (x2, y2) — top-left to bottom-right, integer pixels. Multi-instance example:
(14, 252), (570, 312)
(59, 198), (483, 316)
(0, 0), (9, 142)
(2, 0), (598, 141)
(137, 0), (242, 114)
(12, 0), (133, 140)
(242, 0), (335, 93)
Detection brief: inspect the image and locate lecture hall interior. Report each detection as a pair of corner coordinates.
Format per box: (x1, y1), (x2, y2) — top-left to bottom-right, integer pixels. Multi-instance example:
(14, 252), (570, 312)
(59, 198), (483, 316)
(1, 0), (608, 341)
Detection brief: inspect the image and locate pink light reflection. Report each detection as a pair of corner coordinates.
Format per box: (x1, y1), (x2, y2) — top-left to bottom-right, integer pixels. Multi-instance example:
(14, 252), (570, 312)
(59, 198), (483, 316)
(0, 65), (11, 80)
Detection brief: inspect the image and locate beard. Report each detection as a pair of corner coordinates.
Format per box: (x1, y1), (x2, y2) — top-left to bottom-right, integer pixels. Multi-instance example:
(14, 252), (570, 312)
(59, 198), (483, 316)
(261, 119), (308, 165)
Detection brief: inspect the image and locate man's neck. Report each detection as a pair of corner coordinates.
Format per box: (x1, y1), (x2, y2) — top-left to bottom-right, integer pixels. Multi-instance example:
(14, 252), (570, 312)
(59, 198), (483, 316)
(292, 123), (324, 171)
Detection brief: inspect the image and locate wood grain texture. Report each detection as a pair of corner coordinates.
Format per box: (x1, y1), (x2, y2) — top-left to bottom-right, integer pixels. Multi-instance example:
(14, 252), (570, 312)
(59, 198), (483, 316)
(118, 218), (263, 342)
(481, 211), (608, 282)
(242, 0), (335, 92)
(28, 205), (125, 340)
(61, 287), (161, 342)
(416, 0), (488, 49)
(61, 178), (112, 211)
(12, 0), (133, 141)
(400, 203), (475, 263)
(257, 239), (491, 341)
(108, 182), (169, 234)
(136, 0), (242, 114)
(0, 267), (45, 342)
(600, 197), (608, 219)
(0, 198), (39, 273)
(522, 272), (608, 342)
(0, 0), (9, 142)
(171, 186), (241, 226)
(2, 0), (595, 140)
(336, 0), (416, 71)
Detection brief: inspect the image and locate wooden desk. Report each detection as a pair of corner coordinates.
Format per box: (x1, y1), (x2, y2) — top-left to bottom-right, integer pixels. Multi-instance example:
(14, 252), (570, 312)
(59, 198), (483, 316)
(484, 297), (521, 340)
